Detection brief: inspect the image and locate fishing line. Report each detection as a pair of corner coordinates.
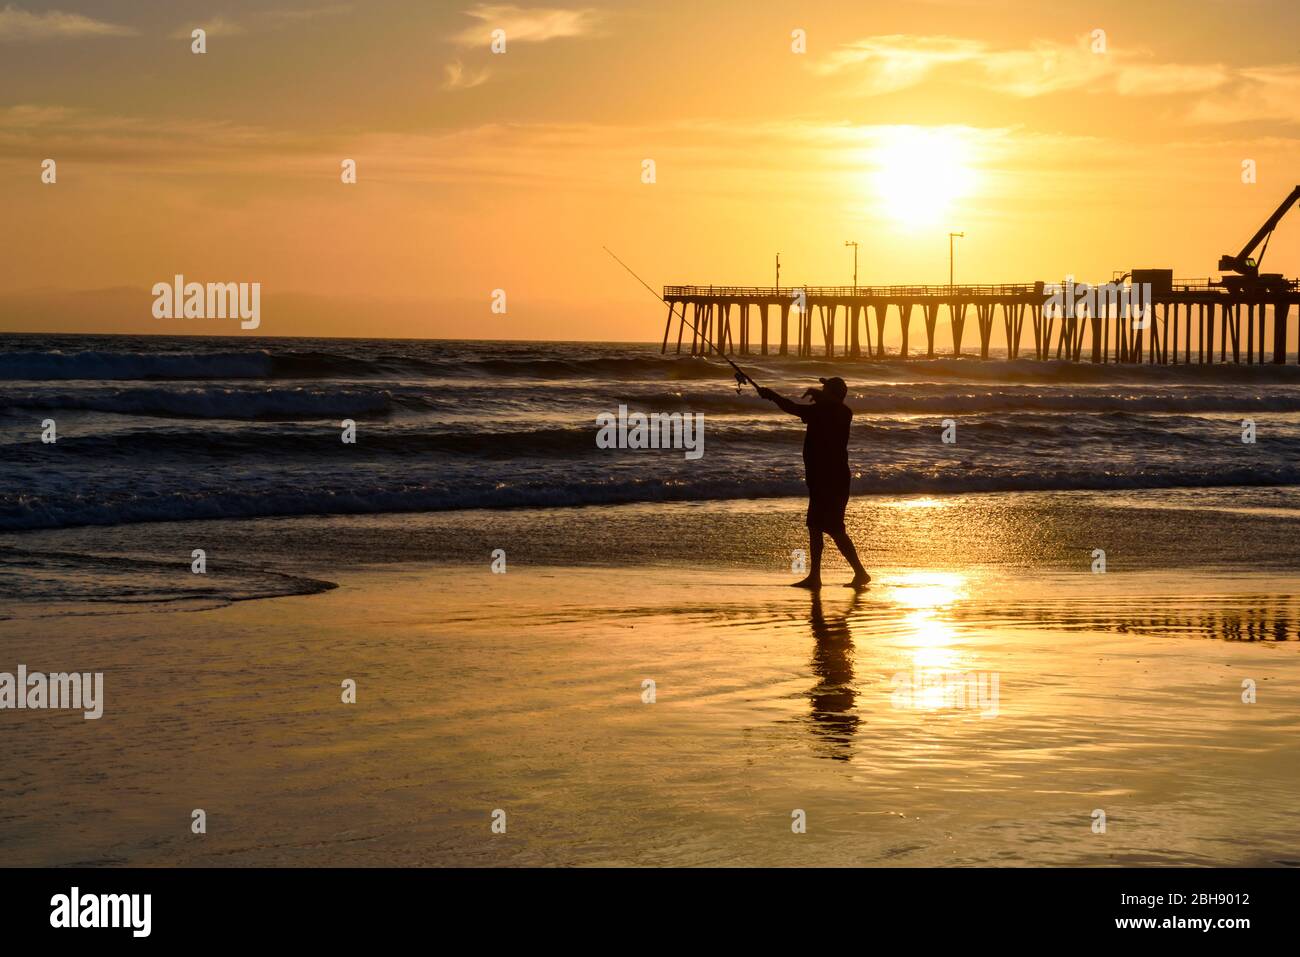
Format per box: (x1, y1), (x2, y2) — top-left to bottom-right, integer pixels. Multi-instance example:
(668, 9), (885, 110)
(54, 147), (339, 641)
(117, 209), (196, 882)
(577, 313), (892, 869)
(602, 246), (761, 394)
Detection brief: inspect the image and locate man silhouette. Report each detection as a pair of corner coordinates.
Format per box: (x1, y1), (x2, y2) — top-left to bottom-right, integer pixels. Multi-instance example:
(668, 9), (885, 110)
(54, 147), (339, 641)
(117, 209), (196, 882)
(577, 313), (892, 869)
(757, 376), (870, 589)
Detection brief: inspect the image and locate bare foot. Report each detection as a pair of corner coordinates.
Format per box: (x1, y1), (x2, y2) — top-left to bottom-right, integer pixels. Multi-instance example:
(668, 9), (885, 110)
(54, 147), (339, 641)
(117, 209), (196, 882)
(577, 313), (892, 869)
(791, 575), (822, 590)
(845, 572), (871, 590)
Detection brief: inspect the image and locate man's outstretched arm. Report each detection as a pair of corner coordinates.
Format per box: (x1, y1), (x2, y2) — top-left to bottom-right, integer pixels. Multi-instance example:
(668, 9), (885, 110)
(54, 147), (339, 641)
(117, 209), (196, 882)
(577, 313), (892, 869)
(756, 386), (810, 418)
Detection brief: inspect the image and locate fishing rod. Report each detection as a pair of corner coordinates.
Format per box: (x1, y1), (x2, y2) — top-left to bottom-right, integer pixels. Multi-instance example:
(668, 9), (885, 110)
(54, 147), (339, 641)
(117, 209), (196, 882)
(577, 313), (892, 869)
(602, 246), (761, 394)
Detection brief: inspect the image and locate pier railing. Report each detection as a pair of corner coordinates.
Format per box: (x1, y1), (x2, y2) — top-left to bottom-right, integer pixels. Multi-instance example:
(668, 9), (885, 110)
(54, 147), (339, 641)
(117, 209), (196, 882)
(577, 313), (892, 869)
(664, 279), (1295, 299)
(664, 284), (1042, 298)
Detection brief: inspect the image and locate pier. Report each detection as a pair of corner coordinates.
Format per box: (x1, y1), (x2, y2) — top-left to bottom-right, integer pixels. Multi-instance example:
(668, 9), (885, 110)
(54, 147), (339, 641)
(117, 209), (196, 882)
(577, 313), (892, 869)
(663, 187), (1300, 364)
(662, 279), (1300, 364)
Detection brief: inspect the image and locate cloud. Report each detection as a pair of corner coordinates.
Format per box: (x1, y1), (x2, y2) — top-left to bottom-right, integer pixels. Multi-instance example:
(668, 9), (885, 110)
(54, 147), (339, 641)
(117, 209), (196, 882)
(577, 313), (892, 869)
(260, 4), (352, 23)
(8, 97), (1279, 195)
(816, 34), (1228, 99)
(1188, 66), (1300, 124)
(453, 4), (600, 46)
(169, 17), (246, 39)
(0, 4), (135, 40)
(980, 39), (1227, 98)
(815, 36), (984, 95)
(1111, 62), (1228, 97)
(443, 60), (491, 90)
(168, 6), (351, 39)
(0, 104), (304, 168)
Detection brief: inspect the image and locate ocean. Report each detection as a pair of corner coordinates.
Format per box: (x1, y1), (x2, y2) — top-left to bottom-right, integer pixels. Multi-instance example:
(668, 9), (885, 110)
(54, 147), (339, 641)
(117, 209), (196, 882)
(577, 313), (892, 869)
(4, 333), (1300, 534)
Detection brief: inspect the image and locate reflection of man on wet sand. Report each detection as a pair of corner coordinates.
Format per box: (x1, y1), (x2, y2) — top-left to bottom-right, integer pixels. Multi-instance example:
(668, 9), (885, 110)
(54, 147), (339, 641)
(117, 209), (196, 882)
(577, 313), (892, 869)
(757, 376), (871, 590)
(807, 592), (860, 759)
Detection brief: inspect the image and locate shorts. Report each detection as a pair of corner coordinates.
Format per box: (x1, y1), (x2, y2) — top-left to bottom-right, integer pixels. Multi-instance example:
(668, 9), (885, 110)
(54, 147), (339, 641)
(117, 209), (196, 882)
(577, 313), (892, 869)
(806, 480), (850, 534)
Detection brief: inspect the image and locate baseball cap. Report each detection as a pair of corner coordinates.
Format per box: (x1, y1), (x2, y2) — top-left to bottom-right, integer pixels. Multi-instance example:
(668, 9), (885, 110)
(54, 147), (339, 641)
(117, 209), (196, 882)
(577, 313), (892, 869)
(818, 376), (848, 399)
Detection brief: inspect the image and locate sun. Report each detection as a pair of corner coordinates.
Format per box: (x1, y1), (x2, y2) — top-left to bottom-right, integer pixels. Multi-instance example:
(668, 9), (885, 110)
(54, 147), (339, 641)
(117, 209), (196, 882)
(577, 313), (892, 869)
(870, 127), (978, 229)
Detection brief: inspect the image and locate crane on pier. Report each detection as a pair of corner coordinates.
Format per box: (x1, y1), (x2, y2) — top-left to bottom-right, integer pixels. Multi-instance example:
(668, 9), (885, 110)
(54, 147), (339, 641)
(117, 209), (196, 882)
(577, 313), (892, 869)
(1217, 184), (1300, 295)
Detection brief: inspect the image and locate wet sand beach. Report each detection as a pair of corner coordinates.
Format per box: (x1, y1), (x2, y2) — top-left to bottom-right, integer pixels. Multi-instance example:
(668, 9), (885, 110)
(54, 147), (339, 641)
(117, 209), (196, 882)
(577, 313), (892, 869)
(2, 493), (1297, 867)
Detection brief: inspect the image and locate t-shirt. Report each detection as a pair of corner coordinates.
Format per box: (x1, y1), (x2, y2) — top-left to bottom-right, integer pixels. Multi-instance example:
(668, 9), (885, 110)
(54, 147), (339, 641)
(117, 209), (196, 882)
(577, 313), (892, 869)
(797, 401), (853, 484)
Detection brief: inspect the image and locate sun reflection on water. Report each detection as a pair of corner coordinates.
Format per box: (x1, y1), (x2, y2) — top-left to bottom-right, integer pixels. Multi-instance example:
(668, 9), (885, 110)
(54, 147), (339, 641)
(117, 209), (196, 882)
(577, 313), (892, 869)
(886, 571), (971, 684)
(881, 496), (949, 510)
(887, 570), (967, 610)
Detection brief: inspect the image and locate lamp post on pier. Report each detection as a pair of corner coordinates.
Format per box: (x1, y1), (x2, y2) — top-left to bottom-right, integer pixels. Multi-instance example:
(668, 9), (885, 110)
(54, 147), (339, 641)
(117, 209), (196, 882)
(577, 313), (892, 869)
(844, 240), (859, 292)
(949, 232), (964, 291)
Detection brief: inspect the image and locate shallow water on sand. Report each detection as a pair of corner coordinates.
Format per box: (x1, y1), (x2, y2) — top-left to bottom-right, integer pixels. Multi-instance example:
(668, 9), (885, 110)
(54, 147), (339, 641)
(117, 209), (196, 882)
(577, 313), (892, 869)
(2, 560), (1297, 867)
(7, 486), (1300, 616)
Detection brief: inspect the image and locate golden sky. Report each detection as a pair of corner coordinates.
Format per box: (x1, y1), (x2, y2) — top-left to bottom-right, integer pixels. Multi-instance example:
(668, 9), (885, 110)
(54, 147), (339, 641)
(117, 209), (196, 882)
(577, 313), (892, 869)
(2, 0), (1299, 340)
